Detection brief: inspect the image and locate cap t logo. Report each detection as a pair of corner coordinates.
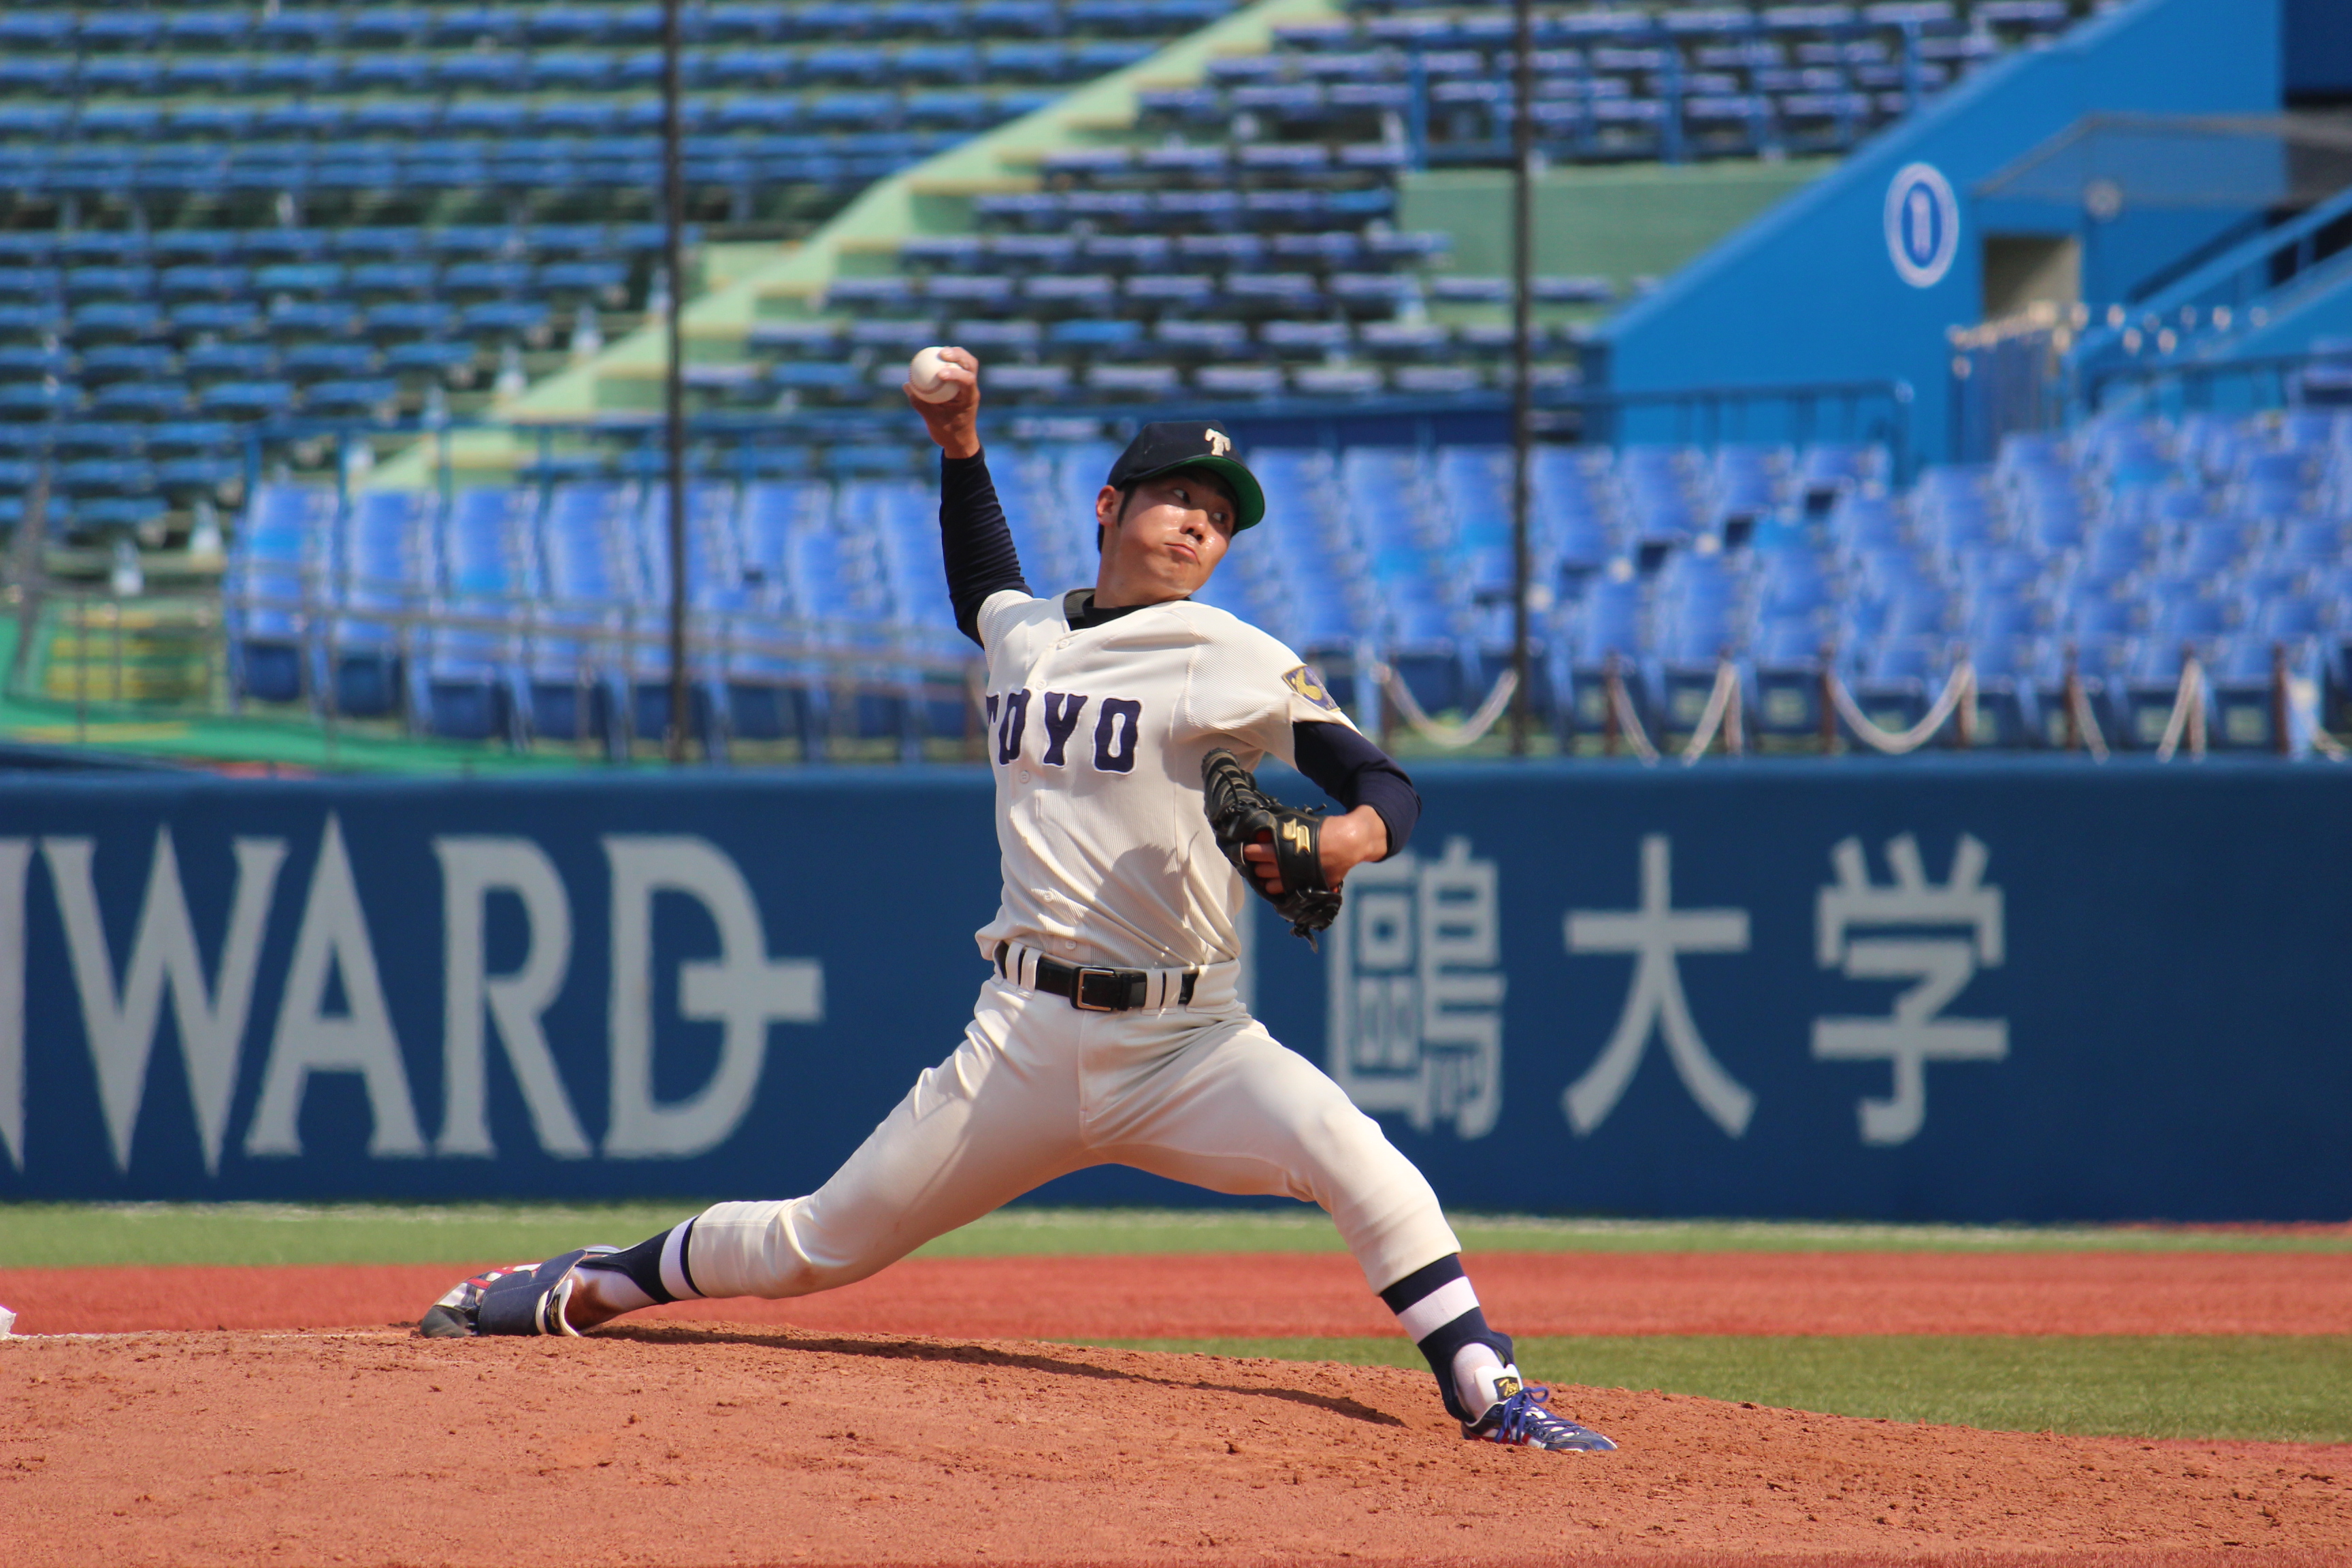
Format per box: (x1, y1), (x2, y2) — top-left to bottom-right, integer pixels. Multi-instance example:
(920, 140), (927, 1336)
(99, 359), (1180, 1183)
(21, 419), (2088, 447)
(1204, 428), (1233, 457)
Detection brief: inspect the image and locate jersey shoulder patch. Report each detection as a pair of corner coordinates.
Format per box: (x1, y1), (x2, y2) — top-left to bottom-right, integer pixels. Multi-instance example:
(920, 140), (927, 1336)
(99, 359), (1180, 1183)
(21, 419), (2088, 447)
(1281, 664), (1341, 713)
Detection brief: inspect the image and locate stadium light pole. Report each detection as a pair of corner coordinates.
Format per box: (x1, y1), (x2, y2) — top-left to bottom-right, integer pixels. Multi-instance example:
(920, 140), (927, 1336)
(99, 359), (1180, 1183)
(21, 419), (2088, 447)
(1507, 0), (1535, 757)
(660, 0), (689, 764)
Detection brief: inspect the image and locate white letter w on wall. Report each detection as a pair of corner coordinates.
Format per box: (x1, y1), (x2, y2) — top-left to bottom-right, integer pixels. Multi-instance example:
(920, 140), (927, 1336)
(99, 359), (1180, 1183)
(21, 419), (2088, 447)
(44, 830), (288, 1175)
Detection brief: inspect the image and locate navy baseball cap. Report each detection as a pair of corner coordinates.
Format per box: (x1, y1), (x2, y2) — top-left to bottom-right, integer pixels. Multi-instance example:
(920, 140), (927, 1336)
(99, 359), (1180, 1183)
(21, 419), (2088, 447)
(1105, 420), (1266, 530)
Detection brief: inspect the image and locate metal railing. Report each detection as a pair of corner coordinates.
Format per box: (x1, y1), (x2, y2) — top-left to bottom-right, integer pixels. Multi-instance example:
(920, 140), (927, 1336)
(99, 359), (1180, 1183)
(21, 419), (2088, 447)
(2082, 344), (2352, 418)
(2065, 179), (2352, 380)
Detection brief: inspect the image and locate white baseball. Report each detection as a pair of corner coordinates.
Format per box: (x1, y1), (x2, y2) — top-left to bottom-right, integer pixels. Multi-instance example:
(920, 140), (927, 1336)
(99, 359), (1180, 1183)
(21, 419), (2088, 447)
(908, 346), (962, 403)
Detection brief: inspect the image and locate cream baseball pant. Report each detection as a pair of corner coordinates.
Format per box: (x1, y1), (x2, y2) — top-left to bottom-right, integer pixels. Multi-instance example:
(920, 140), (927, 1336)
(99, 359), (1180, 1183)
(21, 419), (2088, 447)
(686, 951), (1463, 1303)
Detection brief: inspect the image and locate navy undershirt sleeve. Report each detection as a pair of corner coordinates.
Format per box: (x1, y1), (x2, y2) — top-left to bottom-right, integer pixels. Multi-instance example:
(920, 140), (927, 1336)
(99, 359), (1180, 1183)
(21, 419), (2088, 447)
(940, 449), (1030, 647)
(1291, 720), (1420, 860)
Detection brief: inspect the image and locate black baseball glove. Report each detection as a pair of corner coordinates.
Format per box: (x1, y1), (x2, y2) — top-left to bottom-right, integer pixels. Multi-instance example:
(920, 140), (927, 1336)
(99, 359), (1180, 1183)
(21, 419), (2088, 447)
(1200, 747), (1343, 947)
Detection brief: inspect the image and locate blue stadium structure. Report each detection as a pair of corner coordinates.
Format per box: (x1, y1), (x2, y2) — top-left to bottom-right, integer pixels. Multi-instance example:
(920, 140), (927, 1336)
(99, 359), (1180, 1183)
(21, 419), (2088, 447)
(1, 0), (2347, 767)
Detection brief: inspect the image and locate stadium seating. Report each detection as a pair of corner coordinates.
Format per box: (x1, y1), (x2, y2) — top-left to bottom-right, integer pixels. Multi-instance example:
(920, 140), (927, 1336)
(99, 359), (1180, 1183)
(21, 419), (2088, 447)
(0, 0), (1248, 546)
(0, 2), (1235, 229)
(221, 405), (2350, 756)
(0, 0), (2114, 555)
(1165, 0), (2089, 166)
(729, 0), (2096, 417)
(0, 219), (702, 543)
(20, 0), (2334, 764)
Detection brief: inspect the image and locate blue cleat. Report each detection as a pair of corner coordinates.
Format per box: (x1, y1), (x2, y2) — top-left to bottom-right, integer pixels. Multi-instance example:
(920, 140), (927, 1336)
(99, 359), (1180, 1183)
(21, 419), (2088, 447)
(1462, 1370), (1618, 1452)
(416, 1247), (615, 1339)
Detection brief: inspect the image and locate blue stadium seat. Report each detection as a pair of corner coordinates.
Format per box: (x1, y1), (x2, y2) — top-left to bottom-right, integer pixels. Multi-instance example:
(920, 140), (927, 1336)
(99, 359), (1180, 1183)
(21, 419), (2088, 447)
(304, 380), (399, 419)
(324, 491), (436, 719)
(0, 344), (69, 382)
(227, 483), (338, 704)
(199, 380), (295, 420)
(386, 341), (480, 381)
(2200, 635), (2300, 753)
(1845, 638), (1943, 738)
(1565, 566), (1649, 738)
(0, 381), (71, 421)
(2117, 590), (2236, 748)
(90, 382), (189, 421)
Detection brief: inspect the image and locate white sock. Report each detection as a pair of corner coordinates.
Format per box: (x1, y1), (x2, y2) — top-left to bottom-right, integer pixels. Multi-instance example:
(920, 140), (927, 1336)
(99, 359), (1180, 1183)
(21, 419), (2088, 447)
(1452, 1343), (1515, 1416)
(571, 1264), (655, 1316)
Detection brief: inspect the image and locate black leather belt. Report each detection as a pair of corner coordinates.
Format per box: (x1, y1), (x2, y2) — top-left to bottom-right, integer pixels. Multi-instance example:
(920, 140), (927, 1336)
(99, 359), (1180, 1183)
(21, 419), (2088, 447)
(995, 941), (1198, 1012)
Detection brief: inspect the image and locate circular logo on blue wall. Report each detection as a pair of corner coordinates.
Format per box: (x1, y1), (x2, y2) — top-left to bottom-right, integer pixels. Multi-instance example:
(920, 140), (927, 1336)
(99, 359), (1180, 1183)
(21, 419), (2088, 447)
(1884, 162), (1960, 289)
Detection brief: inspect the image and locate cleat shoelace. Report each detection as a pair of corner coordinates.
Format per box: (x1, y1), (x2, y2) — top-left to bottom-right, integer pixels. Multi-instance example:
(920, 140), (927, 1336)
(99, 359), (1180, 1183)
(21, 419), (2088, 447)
(1484, 1384), (1616, 1450)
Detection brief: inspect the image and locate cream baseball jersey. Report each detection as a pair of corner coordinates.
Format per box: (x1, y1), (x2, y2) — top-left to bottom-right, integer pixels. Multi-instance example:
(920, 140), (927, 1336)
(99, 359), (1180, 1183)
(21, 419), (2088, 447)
(972, 586), (1352, 970)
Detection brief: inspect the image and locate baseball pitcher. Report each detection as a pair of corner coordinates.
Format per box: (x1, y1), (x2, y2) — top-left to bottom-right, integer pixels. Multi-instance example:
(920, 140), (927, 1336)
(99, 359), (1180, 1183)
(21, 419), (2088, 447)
(419, 346), (1614, 1454)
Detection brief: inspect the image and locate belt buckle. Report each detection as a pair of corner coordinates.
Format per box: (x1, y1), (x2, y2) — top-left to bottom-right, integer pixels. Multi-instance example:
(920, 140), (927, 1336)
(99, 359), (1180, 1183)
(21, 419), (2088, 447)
(1071, 966), (1126, 1012)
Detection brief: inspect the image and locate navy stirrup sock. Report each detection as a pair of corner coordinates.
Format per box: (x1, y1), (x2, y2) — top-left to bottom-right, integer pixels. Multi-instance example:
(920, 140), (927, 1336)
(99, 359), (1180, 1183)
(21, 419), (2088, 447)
(1379, 1254), (1514, 1423)
(577, 1218), (703, 1305)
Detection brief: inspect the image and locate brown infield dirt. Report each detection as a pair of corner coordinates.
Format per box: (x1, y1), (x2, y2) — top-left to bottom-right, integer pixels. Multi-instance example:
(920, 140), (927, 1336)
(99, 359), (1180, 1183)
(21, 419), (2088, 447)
(3, 1322), (2348, 1568)
(4, 1249), (2351, 1337)
(5, 1253), (2351, 1564)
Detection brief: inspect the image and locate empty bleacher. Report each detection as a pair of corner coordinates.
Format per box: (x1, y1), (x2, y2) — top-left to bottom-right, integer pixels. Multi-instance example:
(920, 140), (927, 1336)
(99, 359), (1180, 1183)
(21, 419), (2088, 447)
(1533, 407), (2352, 755)
(0, 0), (2121, 555)
(198, 404), (2352, 758)
(1173, 1), (2092, 167)
(0, 0), (1247, 555)
(9, 0), (2342, 768)
(0, 219), (696, 546)
(725, 0), (2101, 416)
(220, 460), (983, 757)
(0, 1), (1236, 232)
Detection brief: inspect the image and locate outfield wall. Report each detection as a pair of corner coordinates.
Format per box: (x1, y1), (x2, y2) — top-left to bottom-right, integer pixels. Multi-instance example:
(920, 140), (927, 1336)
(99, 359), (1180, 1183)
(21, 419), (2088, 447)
(0, 762), (2345, 1223)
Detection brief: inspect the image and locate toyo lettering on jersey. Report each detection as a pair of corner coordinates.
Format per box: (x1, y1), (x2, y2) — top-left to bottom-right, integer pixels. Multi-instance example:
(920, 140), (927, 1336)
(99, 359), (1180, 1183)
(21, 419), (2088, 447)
(985, 689), (1146, 774)
(970, 587), (1362, 972)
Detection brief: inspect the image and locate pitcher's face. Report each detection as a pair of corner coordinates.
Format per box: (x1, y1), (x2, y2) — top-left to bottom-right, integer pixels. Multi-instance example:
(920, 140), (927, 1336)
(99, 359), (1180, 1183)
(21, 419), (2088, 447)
(1094, 470), (1239, 606)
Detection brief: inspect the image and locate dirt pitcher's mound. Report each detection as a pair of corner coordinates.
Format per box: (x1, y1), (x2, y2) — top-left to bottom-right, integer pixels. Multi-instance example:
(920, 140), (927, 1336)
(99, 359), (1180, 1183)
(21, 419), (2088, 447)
(3, 1327), (2348, 1567)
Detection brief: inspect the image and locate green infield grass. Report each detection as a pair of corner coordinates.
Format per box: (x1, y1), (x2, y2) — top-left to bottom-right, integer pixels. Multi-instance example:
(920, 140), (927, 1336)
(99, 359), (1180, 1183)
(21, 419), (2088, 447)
(1092, 1335), (2352, 1446)
(4, 1203), (2349, 1269)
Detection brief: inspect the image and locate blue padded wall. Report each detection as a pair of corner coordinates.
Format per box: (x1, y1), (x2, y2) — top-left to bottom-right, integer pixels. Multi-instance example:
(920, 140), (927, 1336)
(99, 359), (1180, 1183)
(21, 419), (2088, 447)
(2, 760), (2350, 1222)
(1589, 0), (2282, 466)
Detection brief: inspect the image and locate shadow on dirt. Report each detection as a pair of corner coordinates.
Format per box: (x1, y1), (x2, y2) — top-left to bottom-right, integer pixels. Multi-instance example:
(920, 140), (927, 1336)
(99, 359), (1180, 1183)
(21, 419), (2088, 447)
(596, 1322), (1409, 1427)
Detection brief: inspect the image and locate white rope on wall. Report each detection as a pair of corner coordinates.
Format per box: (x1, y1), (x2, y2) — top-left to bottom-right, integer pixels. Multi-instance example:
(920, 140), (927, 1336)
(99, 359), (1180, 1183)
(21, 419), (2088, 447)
(2153, 655), (2206, 762)
(1373, 662), (1519, 750)
(1604, 661), (1661, 765)
(1676, 659), (1742, 766)
(2285, 671), (2348, 760)
(2064, 670), (2110, 762)
(1825, 661), (1977, 755)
